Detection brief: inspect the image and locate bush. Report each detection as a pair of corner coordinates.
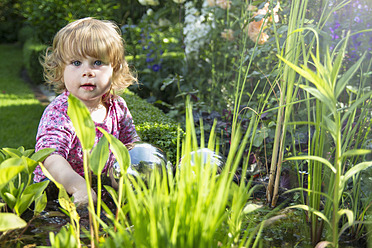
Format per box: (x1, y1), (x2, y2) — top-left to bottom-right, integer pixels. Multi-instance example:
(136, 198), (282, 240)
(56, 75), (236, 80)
(122, 90), (182, 164)
(19, 0), (123, 44)
(0, 0), (24, 43)
(23, 38), (46, 85)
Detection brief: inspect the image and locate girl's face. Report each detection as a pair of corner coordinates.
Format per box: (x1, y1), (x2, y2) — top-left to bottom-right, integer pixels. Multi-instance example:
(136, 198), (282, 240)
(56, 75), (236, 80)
(63, 56), (113, 108)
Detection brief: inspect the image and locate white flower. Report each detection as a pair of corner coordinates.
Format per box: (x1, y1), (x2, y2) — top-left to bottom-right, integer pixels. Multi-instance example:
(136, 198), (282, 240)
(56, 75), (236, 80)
(147, 8), (154, 16)
(183, 2), (212, 58)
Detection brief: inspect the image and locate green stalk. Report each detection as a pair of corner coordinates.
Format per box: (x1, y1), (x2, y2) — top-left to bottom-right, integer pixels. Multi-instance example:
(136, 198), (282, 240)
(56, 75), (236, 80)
(83, 149), (99, 245)
(332, 114), (342, 247)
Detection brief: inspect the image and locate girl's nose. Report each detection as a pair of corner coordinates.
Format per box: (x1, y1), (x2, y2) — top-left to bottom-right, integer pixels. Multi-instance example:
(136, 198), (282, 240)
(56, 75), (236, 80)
(82, 65), (95, 77)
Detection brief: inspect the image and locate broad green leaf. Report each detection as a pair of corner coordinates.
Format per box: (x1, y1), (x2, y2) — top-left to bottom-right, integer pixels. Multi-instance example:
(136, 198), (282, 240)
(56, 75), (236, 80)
(1, 148), (22, 158)
(299, 85), (335, 113)
(90, 135), (109, 176)
(335, 53), (366, 99)
(22, 156), (38, 175)
(287, 204), (330, 227)
(309, 53), (331, 90)
(0, 213), (27, 231)
(97, 127), (131, 175)
(23, 149), (34, 158)
(15, 193), (34, 216)
(284, 155), (336, 173)
(341, 149), (372, 160)
(337, 209), (354, 227)
(31, 148), (55, 162)
(2, 192), (17, 209)
(23, 180), (49, 200)
(0, 165), (24, 190)
(0, 157), (23, 169)
(34, 192), (48, 216)
(67, 94), (95, 150)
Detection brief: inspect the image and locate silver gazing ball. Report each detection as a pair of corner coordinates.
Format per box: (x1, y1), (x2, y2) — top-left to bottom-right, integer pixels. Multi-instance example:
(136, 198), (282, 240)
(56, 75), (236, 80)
(181, 148), (226, 173)
(111, 142), (170, 183)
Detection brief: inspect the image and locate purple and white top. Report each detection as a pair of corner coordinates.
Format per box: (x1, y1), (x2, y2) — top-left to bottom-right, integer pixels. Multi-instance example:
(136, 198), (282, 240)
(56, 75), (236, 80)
(33, 91), (140, 182)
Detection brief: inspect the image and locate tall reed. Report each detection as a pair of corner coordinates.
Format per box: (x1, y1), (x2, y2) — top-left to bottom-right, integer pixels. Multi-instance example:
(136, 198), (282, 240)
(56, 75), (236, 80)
(279, 30), (372, 246)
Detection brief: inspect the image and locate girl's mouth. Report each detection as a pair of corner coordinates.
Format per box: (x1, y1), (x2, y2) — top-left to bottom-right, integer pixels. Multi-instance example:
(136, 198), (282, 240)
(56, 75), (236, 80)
(81, 83), (96, 91)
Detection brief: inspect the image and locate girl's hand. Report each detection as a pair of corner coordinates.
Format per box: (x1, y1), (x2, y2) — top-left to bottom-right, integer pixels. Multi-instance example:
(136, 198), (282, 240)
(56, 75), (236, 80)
(44, 154), (97, 207)
(72, 184), (97, 208)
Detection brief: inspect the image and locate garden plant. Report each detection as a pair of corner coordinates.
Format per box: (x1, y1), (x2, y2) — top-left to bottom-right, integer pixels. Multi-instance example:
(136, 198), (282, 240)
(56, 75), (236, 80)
(0, 0), (372, 247)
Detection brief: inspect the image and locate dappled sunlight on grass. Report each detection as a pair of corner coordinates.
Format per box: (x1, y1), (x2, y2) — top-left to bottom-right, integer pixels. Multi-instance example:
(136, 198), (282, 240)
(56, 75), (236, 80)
(0, 44), (45, 149)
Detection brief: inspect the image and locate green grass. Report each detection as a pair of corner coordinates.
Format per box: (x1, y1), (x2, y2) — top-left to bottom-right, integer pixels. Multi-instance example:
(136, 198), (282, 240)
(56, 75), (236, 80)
(0, 44), (45, 149)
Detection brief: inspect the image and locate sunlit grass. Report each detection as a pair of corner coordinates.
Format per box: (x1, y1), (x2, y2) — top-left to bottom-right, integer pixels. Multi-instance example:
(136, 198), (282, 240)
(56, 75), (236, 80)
(0, 44), (45, 149)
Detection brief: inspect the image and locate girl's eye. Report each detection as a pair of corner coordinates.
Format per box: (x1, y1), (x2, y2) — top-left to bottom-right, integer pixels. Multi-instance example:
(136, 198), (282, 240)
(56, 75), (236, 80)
(72, 61), (81, 66)
(94, 60), (103, 66)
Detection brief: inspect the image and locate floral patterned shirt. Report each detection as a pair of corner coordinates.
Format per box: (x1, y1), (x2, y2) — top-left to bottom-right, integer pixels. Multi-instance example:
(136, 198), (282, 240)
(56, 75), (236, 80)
(33, 91), (140, 182)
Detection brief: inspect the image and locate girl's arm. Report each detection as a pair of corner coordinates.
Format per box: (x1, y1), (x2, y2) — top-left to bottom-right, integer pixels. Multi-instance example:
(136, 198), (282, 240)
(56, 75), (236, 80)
(44, 154), (97, 207)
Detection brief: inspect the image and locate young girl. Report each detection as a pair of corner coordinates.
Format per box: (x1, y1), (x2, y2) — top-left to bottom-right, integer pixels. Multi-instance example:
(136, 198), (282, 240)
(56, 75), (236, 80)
(33, 17), (140, 206)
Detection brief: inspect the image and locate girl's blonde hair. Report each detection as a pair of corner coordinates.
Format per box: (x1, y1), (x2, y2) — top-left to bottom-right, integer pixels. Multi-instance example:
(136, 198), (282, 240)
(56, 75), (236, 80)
(41, 17), (137, 97)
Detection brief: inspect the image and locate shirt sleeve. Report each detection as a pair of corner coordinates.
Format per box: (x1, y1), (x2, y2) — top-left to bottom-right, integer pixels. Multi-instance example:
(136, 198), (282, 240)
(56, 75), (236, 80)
(35, 103), (75, 159)
(116, 97), (141, 145)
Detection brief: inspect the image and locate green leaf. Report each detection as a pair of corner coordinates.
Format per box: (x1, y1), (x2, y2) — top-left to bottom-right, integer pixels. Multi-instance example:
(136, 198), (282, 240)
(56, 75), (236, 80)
(341, 91), (372, 124)
(34, 192), (48, 216)
(15, 193), (34, 216)
(21, 156), (38, 175)
(337, 209), (354, 227)
(0, 213), (27, 231)
(0, 165), (24, 190)
(97, 127), (131, 176)
(90, 135), (109, 176)
(284, 155), (336, 173)
(335, 53), (366, 99)
(2, 192), (17, 209)
(1, 148), (22, 158)
(299, 85), (335, 113)
(0, 157), (23, 169)
(31, 148), (56, 162)
(341, 149), (372, 160)
(330, 41), (346, 90)
(341, 162), (372, 187)
(287, 204), (330, 227)
(67, 94), (96, 150)
(23, 180), (49, 200)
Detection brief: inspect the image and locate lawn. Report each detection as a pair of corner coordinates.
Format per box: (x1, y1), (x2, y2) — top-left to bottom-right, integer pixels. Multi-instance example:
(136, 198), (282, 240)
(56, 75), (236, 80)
(0, 44), (45, 149)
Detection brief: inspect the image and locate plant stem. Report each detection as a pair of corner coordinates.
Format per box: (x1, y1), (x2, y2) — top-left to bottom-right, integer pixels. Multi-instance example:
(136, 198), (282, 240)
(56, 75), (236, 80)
(83, 149), (99, 246)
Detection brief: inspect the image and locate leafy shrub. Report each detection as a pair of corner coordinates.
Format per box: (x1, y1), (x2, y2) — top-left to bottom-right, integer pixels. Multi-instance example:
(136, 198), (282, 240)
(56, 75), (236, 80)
(19, 0), (122, 44)
(23, 38), (47, 85)
(17, 25), (36, 45)
(0, 0), (24, 43)
(122, 90), (182, 164)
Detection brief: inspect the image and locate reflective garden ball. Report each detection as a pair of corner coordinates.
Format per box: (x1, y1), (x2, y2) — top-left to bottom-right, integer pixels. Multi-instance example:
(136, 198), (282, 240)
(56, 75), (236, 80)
(110, 142), (170, 185)
(181, 148), (226, 173)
